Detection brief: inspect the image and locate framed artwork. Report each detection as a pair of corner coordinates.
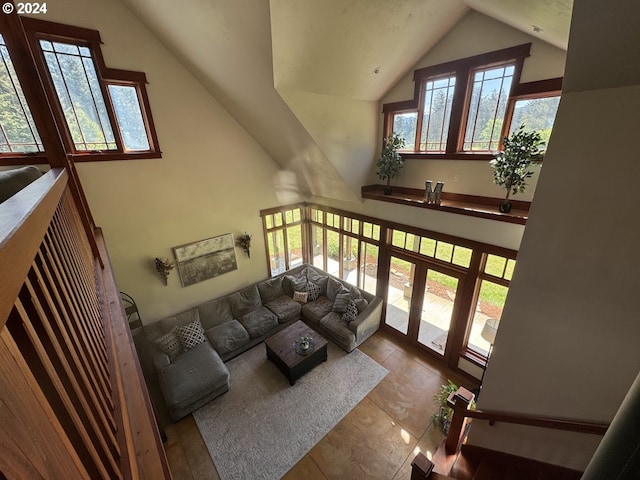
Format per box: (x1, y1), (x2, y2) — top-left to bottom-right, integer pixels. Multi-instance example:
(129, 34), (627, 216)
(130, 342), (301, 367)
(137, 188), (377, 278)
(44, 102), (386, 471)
(173, 233), (237, 287)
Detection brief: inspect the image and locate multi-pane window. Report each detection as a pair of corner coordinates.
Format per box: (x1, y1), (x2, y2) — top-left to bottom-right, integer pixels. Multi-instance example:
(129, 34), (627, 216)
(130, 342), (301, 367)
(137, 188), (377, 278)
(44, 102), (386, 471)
(463, 64), (515, 151)
(0, 34), (43, 153)
(420, 75), (455, 152)
(392, 112), (417, 150)
(391, 229), (473, 269)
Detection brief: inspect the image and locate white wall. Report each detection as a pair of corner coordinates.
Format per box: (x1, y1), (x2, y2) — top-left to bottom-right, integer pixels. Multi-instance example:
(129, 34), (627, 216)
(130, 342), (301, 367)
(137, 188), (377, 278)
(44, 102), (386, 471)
(38, 0), (282, 322)
(469, 0), (640, 469)
(376, 11), (567, 202)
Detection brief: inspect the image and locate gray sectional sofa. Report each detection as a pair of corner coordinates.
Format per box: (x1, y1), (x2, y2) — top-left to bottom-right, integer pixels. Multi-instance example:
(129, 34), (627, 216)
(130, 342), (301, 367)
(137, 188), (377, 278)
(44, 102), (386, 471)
(145, 264), (383, 421)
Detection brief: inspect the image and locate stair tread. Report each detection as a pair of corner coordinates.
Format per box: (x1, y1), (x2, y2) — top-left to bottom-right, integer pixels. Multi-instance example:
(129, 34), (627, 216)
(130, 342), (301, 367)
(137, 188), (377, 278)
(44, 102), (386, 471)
(473, 461), (504, 480)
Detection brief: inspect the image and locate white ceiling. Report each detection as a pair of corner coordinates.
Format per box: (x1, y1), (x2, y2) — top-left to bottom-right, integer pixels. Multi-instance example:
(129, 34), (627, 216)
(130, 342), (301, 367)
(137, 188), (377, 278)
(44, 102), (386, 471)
(122, 0), (573, 200)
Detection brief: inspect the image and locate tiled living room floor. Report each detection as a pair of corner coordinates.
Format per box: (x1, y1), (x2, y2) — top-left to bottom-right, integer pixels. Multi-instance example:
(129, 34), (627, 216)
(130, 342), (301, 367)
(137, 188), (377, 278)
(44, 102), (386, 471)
(163, 330), (474, 480)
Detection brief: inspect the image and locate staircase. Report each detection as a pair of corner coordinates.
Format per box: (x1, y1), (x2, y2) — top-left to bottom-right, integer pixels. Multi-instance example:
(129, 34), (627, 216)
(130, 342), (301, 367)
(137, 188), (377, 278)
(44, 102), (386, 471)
(448, 445), (583, 480)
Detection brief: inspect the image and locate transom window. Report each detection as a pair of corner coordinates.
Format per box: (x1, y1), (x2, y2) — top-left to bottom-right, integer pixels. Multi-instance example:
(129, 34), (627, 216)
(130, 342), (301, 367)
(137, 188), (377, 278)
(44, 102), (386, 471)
(384, 43), (561, 160)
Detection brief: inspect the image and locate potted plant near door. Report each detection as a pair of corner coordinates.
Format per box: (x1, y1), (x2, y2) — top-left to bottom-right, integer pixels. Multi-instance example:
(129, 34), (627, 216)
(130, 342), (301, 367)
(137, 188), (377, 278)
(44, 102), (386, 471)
(376, 132), (405, 195)
(490, 125), (545, 213)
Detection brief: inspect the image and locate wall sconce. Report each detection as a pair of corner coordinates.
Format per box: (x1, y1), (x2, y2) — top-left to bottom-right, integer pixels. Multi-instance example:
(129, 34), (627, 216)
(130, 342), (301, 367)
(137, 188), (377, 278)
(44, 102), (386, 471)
(236, 233), (252, 258)
(154, 257), (174, 286)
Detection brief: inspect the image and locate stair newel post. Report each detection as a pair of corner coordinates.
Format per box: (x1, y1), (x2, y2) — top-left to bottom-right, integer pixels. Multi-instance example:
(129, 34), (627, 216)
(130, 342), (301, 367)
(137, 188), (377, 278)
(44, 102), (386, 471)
(445, 387), (475, 454)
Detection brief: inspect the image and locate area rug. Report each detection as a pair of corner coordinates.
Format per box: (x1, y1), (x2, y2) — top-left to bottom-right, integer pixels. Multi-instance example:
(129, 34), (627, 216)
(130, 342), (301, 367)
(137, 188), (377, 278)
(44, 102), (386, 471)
(193, 342), (388, 480)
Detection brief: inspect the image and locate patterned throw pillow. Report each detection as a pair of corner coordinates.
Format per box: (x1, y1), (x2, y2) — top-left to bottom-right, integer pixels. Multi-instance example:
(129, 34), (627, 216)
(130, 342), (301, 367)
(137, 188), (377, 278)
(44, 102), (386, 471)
(306, 281), (322, 301)
(293, 291), (308, 304)
(154, 330), (183, 361)
(175, 320), (207, 351)
(288, 275), (308, 294)
(332, 291), (351, 313)
(341, 300), (359, 323)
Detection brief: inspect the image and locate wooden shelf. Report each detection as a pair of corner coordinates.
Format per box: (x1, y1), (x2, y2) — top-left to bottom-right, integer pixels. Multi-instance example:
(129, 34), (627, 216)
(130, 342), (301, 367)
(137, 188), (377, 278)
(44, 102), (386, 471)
(361, 185), (529, 225)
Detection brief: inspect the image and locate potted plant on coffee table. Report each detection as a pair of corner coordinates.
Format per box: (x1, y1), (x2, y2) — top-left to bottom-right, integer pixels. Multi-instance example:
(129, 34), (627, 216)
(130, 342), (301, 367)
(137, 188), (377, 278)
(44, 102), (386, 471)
(490, 124), (544, 213)
(376, 132), (405, 195)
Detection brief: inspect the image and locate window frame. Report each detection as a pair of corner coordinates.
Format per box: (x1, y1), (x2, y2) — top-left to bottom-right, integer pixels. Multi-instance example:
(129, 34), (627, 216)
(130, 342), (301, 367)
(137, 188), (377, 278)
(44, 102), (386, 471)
(383, 43), (548, 160)
(21, 18), (161, 162)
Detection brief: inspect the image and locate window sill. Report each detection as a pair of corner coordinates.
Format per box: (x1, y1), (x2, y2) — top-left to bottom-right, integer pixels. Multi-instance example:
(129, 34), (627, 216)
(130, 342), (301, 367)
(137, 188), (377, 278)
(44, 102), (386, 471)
(361, 185), (529, 225)
(400, 152), (495, 161)
(70, 151), (162, 162)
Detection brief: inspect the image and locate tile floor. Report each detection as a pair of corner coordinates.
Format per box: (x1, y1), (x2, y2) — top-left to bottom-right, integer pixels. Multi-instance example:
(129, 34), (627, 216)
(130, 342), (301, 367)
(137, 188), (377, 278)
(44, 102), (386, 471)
(164, 329), (474, 480)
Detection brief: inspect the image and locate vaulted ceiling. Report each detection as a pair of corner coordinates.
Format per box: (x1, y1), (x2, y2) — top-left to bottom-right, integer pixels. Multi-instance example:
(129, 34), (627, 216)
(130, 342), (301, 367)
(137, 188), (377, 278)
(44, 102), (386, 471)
(121, 0), (572, 202)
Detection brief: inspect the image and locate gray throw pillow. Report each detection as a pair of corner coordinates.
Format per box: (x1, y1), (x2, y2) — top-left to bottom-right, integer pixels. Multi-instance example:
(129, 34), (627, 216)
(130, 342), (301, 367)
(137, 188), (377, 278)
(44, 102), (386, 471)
(332, 291), (351, 313)
(285, 275), (307, 296)
(341, 300), (359, 323)
(175, 320), (207, 351)
(154, 330), (183, 360)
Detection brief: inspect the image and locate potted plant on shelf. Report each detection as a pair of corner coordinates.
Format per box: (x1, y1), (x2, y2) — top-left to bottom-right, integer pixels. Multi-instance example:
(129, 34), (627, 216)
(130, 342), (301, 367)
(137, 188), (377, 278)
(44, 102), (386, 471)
(376, 132), (405, 195)
(490, 124), (545, 213)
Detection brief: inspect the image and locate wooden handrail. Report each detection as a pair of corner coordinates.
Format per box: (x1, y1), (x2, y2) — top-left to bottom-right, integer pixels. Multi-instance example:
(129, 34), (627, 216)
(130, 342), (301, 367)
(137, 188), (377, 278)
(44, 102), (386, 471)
(462, 408), (608, 436)
(445, 389), (609, 454)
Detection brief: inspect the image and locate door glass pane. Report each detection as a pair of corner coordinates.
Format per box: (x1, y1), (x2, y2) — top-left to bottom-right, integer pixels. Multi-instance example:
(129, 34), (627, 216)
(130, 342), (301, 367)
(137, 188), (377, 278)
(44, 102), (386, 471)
(359, 242), (378, 295)
(286, 225), (302, 268)
(385, 256), (414, 335)
(342, 235), (358, 285)
(418, 270), (459, 354)
(326, 230), (339, 276)
(311, 225), (324, 269)
(468, 280), (508, 356)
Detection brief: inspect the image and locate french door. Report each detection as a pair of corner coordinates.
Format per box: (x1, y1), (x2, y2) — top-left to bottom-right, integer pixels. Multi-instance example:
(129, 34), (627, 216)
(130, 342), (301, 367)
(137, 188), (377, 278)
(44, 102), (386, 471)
(384, 254), (464, 361)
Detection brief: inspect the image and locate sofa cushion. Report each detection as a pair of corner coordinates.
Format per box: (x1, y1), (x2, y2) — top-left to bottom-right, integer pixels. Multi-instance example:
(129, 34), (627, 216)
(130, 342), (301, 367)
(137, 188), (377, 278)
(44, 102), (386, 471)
(198, 297), (235, 330)
(228, 284), (262, 318)
(257, 276), (284, 304)
(326, 277), (346, 301)
(341, 299), (359, 323)
(206, 320), (250, 355)
(175, 320), (207, 351)
(345, 283), (363, 300)
(283, 269), (307, 296)
(305, 281), (322, 301)
(154, 330), (183, 361)
(0, 165), (42, 203)
(332, 291), (351, 313)
(238, 306), (279, 338)
(320, 312), (356, 350)
(158, 342), (229, 411)
(301, 296), (333, 325)
(307, 268), (328, 294)
(354, 297), (369, 313)
(266, 295), (302, 323)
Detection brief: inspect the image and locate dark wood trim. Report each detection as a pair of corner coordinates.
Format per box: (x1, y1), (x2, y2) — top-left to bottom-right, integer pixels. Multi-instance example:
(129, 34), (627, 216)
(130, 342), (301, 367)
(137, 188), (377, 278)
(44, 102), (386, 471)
(466, 409), (608, 435)
(0, 155), (49, 166)
(361, 184), (529, 225)
(20, 17), (102, 43)
(513, 77), (563, 97)
(70, 151), (162, 162)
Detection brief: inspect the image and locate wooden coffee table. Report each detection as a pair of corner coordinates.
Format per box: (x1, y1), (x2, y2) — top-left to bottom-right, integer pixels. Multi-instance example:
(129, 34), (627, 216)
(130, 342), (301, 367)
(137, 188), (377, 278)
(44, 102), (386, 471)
(265, 320), (328, 385)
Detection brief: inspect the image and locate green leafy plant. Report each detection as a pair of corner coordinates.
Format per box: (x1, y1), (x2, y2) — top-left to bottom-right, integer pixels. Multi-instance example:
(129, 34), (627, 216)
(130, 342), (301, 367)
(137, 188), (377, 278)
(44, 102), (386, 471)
(433, 380), (475, 434)
(490, 124), (545, 205)
(376, 132), (406, 194)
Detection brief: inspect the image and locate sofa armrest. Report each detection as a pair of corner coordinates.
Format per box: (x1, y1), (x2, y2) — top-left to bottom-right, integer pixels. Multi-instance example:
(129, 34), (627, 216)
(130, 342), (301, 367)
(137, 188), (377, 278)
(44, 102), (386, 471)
(152, 350), (170, 371)
(348, 297), (383, 342)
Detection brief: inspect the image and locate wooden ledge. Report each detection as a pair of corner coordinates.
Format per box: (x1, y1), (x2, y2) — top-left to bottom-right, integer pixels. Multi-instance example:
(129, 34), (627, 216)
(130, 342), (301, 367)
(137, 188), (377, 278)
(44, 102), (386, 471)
(361, 185), (529, 225)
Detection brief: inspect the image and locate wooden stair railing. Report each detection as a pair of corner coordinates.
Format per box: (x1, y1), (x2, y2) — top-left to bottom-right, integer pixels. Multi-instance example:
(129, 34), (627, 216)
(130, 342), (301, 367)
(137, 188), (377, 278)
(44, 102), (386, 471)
(444, 388), (609, 454)
(0, 169), (169, 479)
